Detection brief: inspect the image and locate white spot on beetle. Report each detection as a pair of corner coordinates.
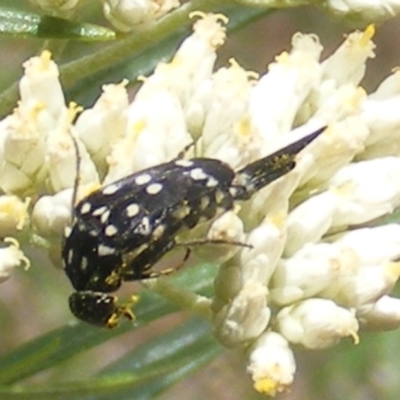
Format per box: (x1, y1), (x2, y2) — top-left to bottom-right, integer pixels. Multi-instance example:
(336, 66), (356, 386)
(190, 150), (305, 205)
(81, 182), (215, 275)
(81, 257), (88, 271)
(175, 159), (193, 168)
(135, 174), (152, 185)
(67, 249), (73, 264)
(136, 217), (152, 235)
(92, 206), (107, 216)
(126, 203), (140, 217)
(206, 177), (218, 187)
(146, 183), (163, 195)
(80, 202), (91, 214)
(101, 209), (111, 223)
(190, 168), (208, 180)
(98, 244), (116, 256)
(105, 224), (118, 236)
(102, 184), (119, 195)
(64, 226), (72, 238)
(229, 187), (238, 198)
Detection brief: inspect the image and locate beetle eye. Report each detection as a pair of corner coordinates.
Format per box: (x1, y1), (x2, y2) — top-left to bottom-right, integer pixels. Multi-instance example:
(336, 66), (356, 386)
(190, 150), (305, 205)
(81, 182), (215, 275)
(69, 291), (136, 328)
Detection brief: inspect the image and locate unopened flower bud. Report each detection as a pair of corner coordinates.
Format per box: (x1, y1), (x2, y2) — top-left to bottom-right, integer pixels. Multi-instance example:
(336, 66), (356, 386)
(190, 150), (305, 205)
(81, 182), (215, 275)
(30, 0), (80, 11)
(0, 238), (30, 283)
(103, 0), (179, 32)
(247, 331), (296, 396)
(20, 50), (65, 121)
(271, 242), (344, 306)
(276, 298), (359, 349)
(0, 195), (30, 236)
(75, 82), (129, 172)
(212, 282), (270, 347)
(32, 188), (73, 238)
(358, 296), (400, 331)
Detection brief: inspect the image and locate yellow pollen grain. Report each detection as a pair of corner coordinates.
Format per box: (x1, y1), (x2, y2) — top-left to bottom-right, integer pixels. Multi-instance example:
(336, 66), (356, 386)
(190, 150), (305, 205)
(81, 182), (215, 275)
(40, 50), (52, 69)
(131, 119), (146, 135)
(362, 24), (375, 45)
(275, 51), (290, 65)
(331, 182), (354, 197)
(253, 377), (282, 396)
(269, 211), (286, 228)
(67, 102), (83, 124)
(271, 153), (294, 170)
(386, 260), (400, 279)
(351, 330), (360, 345)
(29, 102), (46, 119)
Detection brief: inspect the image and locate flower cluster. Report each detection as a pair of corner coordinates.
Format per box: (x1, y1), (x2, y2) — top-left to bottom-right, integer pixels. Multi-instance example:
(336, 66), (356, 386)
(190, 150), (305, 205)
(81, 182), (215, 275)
(29, 0), (400, 32)
(29, 0), (180, 31)
(1, 12), (400, 396)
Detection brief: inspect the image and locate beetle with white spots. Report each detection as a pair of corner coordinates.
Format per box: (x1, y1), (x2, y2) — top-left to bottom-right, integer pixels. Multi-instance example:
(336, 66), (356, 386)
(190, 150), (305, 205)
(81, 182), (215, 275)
(62, 128), (324, 328)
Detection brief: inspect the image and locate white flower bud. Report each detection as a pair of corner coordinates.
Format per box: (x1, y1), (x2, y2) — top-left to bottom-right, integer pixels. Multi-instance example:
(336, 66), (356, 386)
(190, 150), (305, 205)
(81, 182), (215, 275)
(271, 242), (344, 306)
(0, 238), (30, 283)
(249, 32), (322, 141)
(75, 81), (129, 171)
(299, 118), (369, 187)
(363, 71), (400, 142)
(334, 224), (400, 266)
(212, 282), (270, 347)
(247, 332), (296, 396)
(193, 210), (245, 264)
(0, 164), (32, 195)
(30, 0), (80, 11)
(138, 13), (226, 107)
(285, 191), (338, 256)
(327, 261), (400, 310)
(0, 195), (30, 236)
(321, 25), (375, 87)
(199, 62), (257, 169)
(0, 110), (48, 194)
(358, 296), (400, 331)
(46, 107), (99, 192)
(276, 299), (359, 349)
(32, 183), (99, 238)
(329, 157), (400, 227)
(360, 70), (400, 158)
(240, 214), (287, 284)
(316, 225), (400, 303)
(20, 51), (65, 121)
(32, 188), (73, 238)
(213, 214), (286, 310)
(103, 0), (179, 32)
(324, 1), (400, 24)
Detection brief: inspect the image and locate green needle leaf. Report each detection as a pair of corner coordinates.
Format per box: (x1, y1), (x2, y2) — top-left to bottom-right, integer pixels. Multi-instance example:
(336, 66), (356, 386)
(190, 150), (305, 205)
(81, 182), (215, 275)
(0, 263), (215, 385)
(0, 7), (115, 41)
